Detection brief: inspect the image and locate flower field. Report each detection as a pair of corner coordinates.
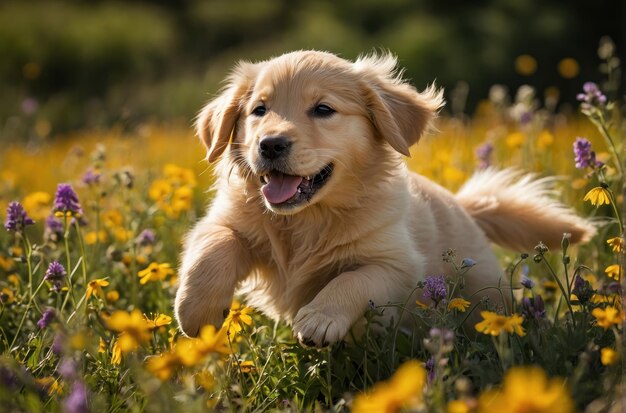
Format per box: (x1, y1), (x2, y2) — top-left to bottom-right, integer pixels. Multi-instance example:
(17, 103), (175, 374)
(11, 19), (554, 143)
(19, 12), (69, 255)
(1, 71), (624, 411)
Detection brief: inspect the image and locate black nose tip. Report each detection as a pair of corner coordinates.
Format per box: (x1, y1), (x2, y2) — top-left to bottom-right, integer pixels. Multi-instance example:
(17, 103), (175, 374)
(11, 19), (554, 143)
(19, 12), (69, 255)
(259, 136), (292, 160)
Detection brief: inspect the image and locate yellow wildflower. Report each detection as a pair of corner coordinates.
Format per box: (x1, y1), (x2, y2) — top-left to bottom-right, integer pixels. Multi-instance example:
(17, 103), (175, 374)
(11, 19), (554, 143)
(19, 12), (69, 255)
(600, 348), (620, 366)
(145, 352), (180, 381)
(607, 237), (624, 253)
(447, 399), (474, 413)
(102, 210), (124, 228)
(106, 290), (120, 303)
(35, 377), (64, 396)
(22, 191), (51, 220)
(84, 231), (107, 245)
(474, 311), (526, 337)
(164, 163), (197, 188)
(583, 186), (611, 207)
(145, 313), (173, 330)
(86, 278), (109, 299)
(170, 186), (193, 214)
(149, 179), (172, 202)
(224, 301), (254, 336)
(352, 360), (427, 413)
(238, 360), (255, 373)
(195, 370), (215, 391)
(111, 339), (122, 364)
(592, 306), (623, 329)
(113, 227), (132, 243)
(98, 337), (106, 353)
(138, 262), (174, 285)
(505, 132), (525, 149)
(605, 264), (622, 281)
(1, 287), (15, 304)
(448, 298), (471, 312)
(0, 255), (15, 271)
(105, 309), (152, 352)
(415, 299), (429, 309)
(536, 130), (554, 150)
(8, 274), (20, 286)
(478, 366), (573, 413)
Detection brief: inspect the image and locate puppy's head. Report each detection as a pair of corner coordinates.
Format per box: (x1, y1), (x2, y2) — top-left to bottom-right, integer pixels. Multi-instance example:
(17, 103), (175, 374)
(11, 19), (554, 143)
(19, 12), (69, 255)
(196, 50), (443, 214)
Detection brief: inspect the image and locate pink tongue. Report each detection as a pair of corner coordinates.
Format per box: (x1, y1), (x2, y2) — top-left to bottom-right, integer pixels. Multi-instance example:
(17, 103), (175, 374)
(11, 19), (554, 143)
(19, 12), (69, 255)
(261, 172), (303, 204)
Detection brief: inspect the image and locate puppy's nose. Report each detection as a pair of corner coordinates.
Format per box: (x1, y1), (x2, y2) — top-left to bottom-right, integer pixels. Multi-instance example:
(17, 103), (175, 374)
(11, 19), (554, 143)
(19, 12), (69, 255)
(259, 136), (292, 160)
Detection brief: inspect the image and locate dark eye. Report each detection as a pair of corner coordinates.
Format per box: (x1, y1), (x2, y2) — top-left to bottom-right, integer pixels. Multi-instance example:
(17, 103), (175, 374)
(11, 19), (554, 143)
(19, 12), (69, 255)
(312, 104), (335, 118)
(251, 105), (266, 117)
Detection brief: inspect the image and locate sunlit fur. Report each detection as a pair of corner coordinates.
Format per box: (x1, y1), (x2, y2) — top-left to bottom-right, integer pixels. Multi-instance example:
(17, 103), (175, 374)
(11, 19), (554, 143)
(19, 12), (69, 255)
(174, 51), (594, 345)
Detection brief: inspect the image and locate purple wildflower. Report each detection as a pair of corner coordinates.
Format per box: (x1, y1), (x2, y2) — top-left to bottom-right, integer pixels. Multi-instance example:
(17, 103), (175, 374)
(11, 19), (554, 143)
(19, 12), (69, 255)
(423, 275), (448, 307)
(58, 358), (78, 380)
(53, 184), (83, 217)
(576, 82), (607, 111)
(21, 97), (39, 115)
(4, 202), (35, 232)
(425, 357), (435, 382)
(521, 295), (546, 320)
(572, 275), (594, 304)
(37, 308), (56, 329)
(475, 142), (493, 170)
(573, 137), (602, 169)
(52, 332), (64, 356)
(44, 261), (66, 291)
(81, 169), (101, 186)
(135, 229), (156, 246)
(64, 382), (89, 413)
(521, 277), (535, 289)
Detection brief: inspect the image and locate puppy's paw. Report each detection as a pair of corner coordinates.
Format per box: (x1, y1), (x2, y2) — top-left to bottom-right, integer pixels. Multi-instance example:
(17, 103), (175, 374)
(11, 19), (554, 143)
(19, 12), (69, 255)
(293, 305), (350, 347)
(175, 295), (231, 337)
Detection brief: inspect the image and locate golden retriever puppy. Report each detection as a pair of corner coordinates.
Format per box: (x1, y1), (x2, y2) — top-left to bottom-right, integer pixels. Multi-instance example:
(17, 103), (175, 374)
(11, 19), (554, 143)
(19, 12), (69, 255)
(174, 51), (594, 346)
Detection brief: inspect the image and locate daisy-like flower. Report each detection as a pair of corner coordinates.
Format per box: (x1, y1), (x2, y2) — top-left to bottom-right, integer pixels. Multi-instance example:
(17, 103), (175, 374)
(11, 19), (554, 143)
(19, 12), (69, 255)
(224, 301), (253, 336)
(592, 306), (623, 329)
(145, 352), (180, 381)
(145, 313), (173, 330)
(105, 309), (152, 352)
(352, 360), (427, 413)
(583, 186), (612, 207)
(86, 278), (109, 299)
(4, 201), (35, 232)
(53, 183), (83, 217)
(605, 264), (622, 280)
(478, 366), (573, 413)
(238, 360), (255, 373)
(474, 311), (526, 337)
(600, 347), (620, 366)
(138, 262), (174, 284)
(607, 237), (624, 253)
(447, 298), (471, 312)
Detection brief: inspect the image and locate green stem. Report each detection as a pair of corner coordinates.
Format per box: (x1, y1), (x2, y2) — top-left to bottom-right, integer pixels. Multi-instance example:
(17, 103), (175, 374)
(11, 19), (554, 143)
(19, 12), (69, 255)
(540, 255), (575, 327)
(9, 279), (47, 350)
(596, 116), (623, 177)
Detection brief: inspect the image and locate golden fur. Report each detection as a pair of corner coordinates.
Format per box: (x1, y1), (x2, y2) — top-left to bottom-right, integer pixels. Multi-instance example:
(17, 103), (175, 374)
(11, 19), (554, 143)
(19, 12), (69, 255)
(174, 51), (594, 346)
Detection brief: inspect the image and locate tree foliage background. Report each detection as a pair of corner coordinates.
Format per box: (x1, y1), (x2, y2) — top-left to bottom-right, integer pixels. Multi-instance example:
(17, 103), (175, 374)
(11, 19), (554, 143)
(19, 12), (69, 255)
(0, 0), (623, 137)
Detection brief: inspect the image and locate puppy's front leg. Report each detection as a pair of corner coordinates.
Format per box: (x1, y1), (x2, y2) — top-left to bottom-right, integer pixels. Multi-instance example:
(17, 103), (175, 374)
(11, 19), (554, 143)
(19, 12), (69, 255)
(293, 264), (414, 346)
(175, 219), (251, 337)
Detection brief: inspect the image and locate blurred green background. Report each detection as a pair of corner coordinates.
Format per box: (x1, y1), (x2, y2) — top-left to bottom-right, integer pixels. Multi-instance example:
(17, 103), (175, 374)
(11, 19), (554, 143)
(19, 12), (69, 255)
(0, 0), (623, 140)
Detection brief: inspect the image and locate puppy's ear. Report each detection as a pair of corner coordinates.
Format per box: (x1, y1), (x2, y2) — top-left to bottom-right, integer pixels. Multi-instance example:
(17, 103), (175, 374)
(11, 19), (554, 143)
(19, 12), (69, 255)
(355, 53), (444, 156)
(196, 62), (258, 162)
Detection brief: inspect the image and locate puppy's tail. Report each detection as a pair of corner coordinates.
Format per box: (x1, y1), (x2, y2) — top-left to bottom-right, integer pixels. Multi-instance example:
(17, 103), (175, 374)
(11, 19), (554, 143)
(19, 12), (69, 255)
(455, 168), (595, 251)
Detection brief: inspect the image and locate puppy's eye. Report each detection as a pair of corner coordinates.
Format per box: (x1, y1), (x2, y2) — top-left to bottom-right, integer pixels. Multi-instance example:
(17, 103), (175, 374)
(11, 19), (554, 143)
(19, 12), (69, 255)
(312, 104), (335, 118)
(251, 105), (267, 117)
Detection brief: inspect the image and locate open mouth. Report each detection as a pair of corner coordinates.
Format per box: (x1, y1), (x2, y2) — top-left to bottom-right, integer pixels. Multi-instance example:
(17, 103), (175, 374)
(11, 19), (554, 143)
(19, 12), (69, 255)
(260, 163), (334, 207)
